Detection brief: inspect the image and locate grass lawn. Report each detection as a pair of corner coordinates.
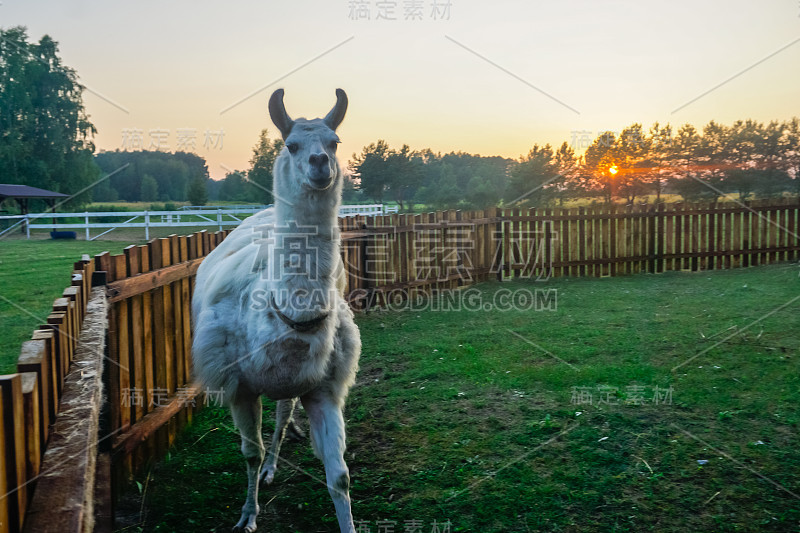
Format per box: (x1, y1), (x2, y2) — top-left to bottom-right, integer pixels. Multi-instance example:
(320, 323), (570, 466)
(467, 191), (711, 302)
(0, 239), (133, 373)
(116, 262), (800, 532)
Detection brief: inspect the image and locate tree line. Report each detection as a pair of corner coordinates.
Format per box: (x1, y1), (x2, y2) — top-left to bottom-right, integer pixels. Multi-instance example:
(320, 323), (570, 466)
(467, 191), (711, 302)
(94, 150), (210, 205)
(351, 119), (800, 210)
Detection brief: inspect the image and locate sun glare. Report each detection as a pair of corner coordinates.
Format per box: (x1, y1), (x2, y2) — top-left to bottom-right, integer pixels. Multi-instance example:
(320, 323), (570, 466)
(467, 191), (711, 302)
(608, 165), (618, 175)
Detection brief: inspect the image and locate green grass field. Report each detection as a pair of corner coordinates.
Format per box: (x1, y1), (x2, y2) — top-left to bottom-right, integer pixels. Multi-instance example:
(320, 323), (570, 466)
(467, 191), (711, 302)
(107, 262), (800, 532)
(0, 240), (134, 372)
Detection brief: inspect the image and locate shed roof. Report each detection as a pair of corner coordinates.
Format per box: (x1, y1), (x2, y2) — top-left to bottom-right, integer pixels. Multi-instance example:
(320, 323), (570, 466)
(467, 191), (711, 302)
(0, 184), (69, 200)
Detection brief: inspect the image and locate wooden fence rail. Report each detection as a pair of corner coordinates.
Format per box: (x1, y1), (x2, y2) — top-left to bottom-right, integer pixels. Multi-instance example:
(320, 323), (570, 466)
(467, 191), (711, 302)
(1, 199), (798, 532)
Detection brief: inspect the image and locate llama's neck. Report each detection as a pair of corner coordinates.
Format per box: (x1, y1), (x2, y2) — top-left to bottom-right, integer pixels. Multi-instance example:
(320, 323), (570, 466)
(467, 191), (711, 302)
(270, 168), (342, 316)
(274, 190), (341, 233)
(273, 194), (341, 285)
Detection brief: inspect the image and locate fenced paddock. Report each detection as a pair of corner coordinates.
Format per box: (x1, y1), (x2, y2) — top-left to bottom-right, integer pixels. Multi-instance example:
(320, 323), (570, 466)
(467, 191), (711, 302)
(0, 199), (798, 532)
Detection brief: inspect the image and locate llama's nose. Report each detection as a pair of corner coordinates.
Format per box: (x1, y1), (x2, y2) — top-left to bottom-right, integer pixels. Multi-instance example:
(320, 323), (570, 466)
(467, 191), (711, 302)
(308, 153), (329, 168)
(308, 152), (332, 189)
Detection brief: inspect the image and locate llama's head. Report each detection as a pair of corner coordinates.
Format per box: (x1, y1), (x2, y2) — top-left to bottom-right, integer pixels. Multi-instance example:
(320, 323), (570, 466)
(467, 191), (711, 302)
(269, 88), (348, 192)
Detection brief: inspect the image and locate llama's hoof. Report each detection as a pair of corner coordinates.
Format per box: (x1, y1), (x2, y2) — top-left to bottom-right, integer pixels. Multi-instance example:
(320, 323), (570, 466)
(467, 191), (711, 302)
(232, 512), (258, 532)
(259, 463), (277, 485)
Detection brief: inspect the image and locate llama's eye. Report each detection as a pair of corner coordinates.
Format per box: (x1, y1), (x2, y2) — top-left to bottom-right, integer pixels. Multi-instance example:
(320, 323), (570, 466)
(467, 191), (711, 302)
(286, 143), (299, 154)
(328, 141), (340, 151)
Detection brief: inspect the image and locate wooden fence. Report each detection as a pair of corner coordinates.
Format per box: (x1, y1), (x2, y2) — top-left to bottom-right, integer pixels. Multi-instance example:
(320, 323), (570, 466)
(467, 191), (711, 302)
(1, 199), (799, 532)
(0, 254), (96, 532)
(100, 230), (229, 509)
(340, 199), (800, 308)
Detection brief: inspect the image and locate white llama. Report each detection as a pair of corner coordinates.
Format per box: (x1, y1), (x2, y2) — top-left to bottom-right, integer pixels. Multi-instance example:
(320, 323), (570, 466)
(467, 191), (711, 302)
(191, 88), (360, 533)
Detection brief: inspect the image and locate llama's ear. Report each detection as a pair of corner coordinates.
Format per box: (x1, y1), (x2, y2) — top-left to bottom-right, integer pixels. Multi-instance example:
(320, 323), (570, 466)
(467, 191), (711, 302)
(269, 89), (294, 140)
(324, 89), (348, 131)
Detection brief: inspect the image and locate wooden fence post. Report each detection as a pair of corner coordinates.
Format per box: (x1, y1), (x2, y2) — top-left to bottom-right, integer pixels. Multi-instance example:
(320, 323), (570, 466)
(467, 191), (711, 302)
(0, 374), (26, 532)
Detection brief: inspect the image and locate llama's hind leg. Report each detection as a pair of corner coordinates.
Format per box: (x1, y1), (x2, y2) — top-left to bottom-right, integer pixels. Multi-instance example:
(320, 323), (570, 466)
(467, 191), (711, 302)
(286, 412), (306, 440)
(231, 393), (265, 533)
(260, 397), (298, 484)
(301, 392), (355, 533)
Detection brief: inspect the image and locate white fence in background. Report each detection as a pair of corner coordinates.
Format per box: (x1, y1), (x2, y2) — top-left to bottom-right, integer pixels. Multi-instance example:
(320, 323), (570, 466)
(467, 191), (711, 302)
(179, 204), (271, 211)
(0, 204), (399, 240)
(339, 204), (398, 216)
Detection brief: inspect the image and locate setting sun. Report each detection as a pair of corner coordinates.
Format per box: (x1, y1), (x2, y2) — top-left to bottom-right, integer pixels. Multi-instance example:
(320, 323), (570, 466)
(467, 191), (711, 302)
(609, 165), (619, 175)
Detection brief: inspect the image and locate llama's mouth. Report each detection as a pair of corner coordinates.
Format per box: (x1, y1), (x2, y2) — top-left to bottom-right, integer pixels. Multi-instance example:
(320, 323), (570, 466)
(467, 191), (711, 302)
(306, 176), (333, 190)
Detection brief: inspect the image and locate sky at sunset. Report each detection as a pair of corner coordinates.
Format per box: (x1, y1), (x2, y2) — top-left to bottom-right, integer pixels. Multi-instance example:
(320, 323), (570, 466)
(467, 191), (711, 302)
(3, 0), (799, 179)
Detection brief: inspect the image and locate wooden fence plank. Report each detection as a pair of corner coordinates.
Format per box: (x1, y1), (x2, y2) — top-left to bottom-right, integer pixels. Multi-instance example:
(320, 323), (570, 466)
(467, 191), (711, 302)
(179, 237), (192, 389)
(714, 203), (723, 270)
(0, 391), (8, 533)
(629, 205), (637, 274)
(577, 207), (586, 277)
(124, 246), (145, 426)
(147, 239), (169, 458)
(19, 373), (40, 485)
(777, 206), (787, 263)
(665, 206), (674, 272)
(16, 340), (50, 453)
(751, 204), (761, 267)
(159, 237), (177, 448)
(602, 205), (610, 276)
(762, 206), (772, 265)
(139, 245), (154, 416)
(179, 236), (194, 426)
(0, 374), (26, 532)
(113, 255), (131, 434)
(789, 206), (798, 262)
(169, 235), (187, 446)
(657, 203), (666, 273)
(169, 239), (184, 380)
(30, 330), (57, 423)
(44, 312), (65, 394)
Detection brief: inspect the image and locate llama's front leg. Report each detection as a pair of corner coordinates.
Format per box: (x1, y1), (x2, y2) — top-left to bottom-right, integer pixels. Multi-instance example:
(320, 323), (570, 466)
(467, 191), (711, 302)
(301, 393), (355, 533)
(260, 397), (298, 484)
(230, 394), (265, 533)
